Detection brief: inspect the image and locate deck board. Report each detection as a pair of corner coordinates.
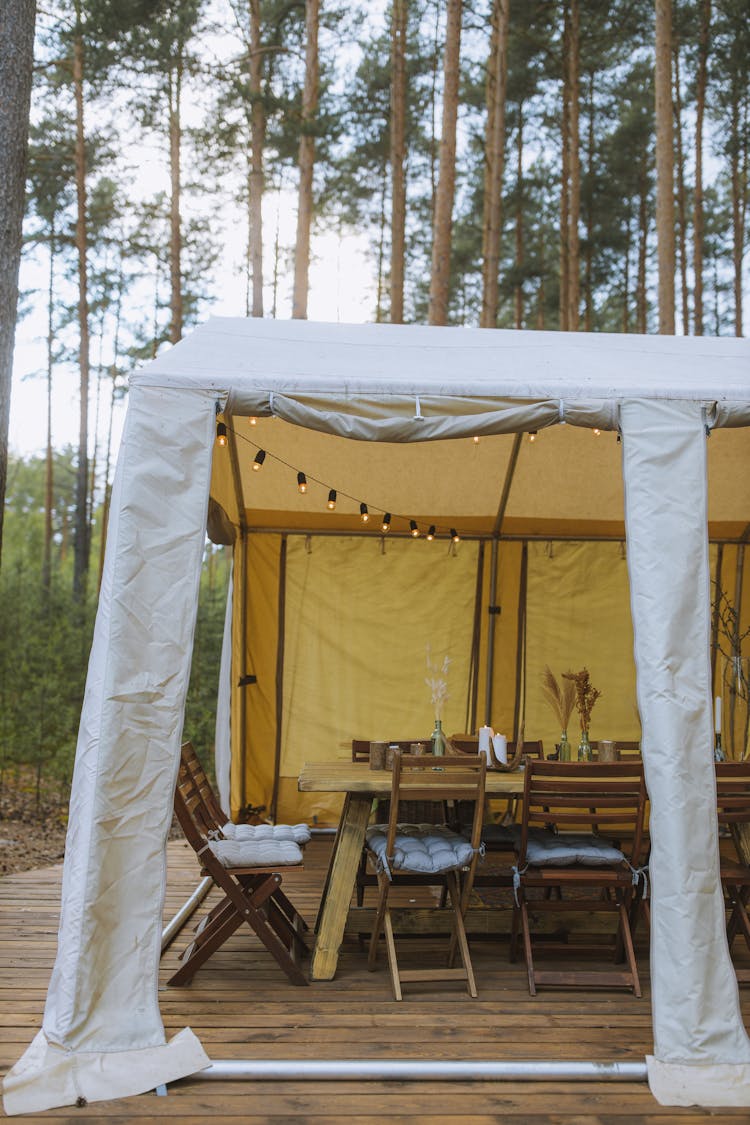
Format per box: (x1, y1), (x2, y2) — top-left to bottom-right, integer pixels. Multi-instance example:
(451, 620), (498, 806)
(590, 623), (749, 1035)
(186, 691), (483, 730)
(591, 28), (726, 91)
(1, 837), (749, 1122)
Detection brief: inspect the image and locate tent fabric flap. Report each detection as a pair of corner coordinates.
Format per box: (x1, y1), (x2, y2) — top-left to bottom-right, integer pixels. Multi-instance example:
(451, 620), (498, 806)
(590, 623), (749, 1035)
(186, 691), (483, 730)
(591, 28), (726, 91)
(621, 398), (750, 1107)
(2, 384), (217, 1115)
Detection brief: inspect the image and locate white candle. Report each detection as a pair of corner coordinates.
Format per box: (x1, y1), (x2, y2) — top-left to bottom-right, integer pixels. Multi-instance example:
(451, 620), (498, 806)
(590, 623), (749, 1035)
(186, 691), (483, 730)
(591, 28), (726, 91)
(715, 696), (722, 734)
(478, 726), (493, 755)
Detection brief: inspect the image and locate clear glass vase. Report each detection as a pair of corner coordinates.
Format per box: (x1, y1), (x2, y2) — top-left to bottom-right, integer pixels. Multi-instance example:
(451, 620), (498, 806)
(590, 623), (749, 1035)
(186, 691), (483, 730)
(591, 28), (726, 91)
(558, 730), (572, 762)
(722, 657), (750, 760)
(577, 729), (593, 762)
(431, 718), (448, 756)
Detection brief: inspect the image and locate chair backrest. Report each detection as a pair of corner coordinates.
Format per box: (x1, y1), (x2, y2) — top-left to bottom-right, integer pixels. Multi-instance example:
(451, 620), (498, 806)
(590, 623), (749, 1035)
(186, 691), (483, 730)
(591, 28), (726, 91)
(449, 734), (544, 759)
(173, 755), (218, 854)
(518, 759), (647, 866)
(715, 762), (750, 866)
(384, 751), (487, 862)
(181, 741), (226, 829)
(352, 738), (430, 762)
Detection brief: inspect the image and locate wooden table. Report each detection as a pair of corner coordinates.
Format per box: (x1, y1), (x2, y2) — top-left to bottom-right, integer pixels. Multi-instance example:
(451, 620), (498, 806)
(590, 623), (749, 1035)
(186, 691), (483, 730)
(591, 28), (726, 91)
(298, 760), (526, 981)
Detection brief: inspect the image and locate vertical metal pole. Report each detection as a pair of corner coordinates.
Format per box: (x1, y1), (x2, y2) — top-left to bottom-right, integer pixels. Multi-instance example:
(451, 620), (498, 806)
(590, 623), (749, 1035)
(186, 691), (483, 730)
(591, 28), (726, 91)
(484, 538), (499, 725)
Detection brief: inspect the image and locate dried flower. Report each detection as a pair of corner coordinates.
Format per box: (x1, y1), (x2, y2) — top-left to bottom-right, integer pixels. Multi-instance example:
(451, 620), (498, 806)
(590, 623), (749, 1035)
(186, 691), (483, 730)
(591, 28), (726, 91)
(540, 666), (576, 731)
(562, 667), (601, 733)
(425, 644), (450, 719)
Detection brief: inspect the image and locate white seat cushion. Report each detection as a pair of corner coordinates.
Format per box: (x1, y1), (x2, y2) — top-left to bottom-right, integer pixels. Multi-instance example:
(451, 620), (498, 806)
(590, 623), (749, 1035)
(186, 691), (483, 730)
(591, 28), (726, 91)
(221, 821), (311, 845)
(366, 823), (475, 876)
(208, 837), (303, 868)
(523, 832), (625, 867)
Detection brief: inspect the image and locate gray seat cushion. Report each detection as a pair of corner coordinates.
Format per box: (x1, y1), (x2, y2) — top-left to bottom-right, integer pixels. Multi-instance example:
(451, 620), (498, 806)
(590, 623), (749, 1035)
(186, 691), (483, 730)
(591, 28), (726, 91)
(523, 831), (625, 867)
(366, 823), (476, 876)
(208, 837), (303, 868)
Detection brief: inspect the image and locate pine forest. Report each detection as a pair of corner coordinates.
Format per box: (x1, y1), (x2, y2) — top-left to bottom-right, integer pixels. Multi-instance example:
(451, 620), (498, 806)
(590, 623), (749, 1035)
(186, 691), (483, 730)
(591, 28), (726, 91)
(0, 0), (748, 828)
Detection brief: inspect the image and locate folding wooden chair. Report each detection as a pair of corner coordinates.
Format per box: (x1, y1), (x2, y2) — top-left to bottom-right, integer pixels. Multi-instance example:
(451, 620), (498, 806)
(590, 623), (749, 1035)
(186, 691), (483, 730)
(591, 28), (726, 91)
(168, 756), (309, 987)
(510, 759), (648, 996)
(365, 751), (486, 1000)
(716, 762), (750, 980)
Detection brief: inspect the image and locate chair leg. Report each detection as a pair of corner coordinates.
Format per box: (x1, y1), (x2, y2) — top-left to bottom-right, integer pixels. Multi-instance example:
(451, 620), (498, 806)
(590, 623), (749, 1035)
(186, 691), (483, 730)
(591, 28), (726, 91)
(617, 899), (642, 998)
(382, 907), (402, 1000)
(368, 871), (390, 972)
(520, 898), (536, 996)
(445, 870), (477, 997)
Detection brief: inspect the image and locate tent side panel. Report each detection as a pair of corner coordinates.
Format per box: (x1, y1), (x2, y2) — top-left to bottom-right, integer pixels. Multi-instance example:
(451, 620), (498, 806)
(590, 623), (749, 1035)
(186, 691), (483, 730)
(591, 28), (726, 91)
(621, 398), (750, 1107)
(3, 384), (215, 1114)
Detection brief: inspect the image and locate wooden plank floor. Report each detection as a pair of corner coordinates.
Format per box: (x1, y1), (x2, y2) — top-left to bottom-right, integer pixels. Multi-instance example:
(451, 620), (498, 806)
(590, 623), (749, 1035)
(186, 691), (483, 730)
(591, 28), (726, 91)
(2, 837), (750, 1123)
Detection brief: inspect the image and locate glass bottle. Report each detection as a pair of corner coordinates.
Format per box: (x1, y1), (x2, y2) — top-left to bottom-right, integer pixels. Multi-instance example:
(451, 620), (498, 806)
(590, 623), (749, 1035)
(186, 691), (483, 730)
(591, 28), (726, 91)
(577, 729), (593, 762)
(431, 718), (448, 756)
(714, 730), (725, 763)
(559, 730), (572, 762)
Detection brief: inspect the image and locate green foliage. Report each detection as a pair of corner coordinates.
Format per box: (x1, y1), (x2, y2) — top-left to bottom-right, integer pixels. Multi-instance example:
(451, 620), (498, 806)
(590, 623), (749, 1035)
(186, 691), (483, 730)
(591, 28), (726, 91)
(0, 453), (231, 808)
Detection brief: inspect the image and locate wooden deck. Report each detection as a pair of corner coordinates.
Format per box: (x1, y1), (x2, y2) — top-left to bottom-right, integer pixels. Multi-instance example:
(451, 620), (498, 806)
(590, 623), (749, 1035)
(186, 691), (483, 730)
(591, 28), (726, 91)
(2, 836), (750, 1123)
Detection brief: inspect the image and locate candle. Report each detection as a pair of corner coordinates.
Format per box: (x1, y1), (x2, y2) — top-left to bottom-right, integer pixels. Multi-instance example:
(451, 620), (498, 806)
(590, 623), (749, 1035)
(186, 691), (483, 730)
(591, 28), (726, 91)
(715, 696), (722, 734)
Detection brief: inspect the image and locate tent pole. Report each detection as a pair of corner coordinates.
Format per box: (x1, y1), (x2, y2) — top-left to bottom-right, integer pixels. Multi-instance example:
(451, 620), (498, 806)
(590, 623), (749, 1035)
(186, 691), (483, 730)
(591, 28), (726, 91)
(513, 542), (528, 740)
(224, 413), (250, 812)
(711, 543), (724, 693)
(484, 539), (499, 725)
(466, 540), (485, 734)
(189, 1059), (647, 1083)
(270, 534), (288, 822)
(160, 877), (213, 952)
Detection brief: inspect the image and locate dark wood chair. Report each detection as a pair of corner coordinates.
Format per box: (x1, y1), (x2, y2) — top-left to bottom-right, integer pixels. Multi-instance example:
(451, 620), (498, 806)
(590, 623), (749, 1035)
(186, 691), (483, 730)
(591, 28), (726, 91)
(365, 751), (487, 1000)
(510, 759), (648, 997)
(168, 753), (309, 988)
(716, 762), (750, 981)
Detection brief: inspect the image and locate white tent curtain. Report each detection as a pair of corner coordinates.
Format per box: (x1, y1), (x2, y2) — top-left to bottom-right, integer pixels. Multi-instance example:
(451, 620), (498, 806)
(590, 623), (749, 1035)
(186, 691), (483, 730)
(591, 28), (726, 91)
(3, 322), (749, 1112)
(621, 399), (750, 1105)
(2, 384), (215, 1114)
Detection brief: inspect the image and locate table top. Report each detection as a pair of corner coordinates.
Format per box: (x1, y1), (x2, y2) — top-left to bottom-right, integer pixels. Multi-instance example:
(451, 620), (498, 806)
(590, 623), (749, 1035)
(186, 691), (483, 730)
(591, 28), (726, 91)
(297, 760), (526, 797)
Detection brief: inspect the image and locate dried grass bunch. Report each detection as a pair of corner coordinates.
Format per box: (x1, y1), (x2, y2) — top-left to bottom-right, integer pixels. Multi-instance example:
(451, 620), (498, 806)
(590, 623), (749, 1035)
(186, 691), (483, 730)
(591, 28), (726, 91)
(425, 644), (450, 719)
(540, 666), (576, 731)
(562, 667), (601, 732)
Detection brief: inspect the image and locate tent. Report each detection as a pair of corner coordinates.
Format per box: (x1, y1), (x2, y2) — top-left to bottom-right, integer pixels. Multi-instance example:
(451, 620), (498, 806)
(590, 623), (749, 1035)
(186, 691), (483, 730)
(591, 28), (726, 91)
(4, 317), (750, 1114)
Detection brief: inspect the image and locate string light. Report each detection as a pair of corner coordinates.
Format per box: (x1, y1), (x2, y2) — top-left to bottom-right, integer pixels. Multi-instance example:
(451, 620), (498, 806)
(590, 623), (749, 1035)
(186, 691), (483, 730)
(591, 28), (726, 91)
(472, 435), (480, 444)
(252, 449), (266, 471)
(249, 416), (258, 426)
(381, 512), (391, 532)
(216, 422), (228, 447)
(593, 428), (601, 436)
(360, 502), (369, 523)
(451, 528), (461, 543)
(528, 430), (537, 443)
(410, 520), (419, 538)
(327, 489), (337, 510)
(426, 525), (436, 541)
(297, 471), (307, 494)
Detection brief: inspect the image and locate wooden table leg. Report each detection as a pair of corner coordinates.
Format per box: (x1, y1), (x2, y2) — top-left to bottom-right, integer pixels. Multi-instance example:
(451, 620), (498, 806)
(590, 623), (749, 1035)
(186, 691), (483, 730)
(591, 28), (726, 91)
(310, 793), (372, 981)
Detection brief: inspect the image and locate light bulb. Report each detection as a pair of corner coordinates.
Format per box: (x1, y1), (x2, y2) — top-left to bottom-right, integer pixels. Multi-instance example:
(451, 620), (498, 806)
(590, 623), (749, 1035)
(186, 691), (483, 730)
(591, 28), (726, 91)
(216, 422), (228, 447)
(451, 528), (460, 543)
(249, 416), (257, 425)
(360, 502), (369, 523)
(410, 520), (419, 538)
(426, 525), (436, 541)
(381, 512), (391, 532)
(252, 450), (266, 471)
(297, 471), (307, 494)
(528, 430), (537, 443)
(327, 489), (337, 510)
(472, 435), (480, 444)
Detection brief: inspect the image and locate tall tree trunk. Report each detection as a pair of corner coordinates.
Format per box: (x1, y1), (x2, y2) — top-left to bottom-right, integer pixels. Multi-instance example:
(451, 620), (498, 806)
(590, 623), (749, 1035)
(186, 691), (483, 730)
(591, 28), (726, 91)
(428, 0), (462, 325)
(654, 0), (675, 334)
(559, 0), (571, 331)
(168, 58), (183, 343)
(0, 0), (35, 568)
(43, 217), (56, 593)
(536, 226), (546, 329)
(376, 164), (388, 322)
(693, 0), (710, 336)
(583, 72), (594, 331)
(566, 0), (581, 330)
(98, 266), (124, 592)
(390, 0), (407, 323)
(248, 0), (265, 317)
(622, 219), (631, 333)
(73, 20), (91, 600)
(729, 94), (746, 338)
(637, 166), (649, 333)
(672, 42), (689, 335)
(271, 176), (282, 319)
(480, 0), (509, 329)
(514, 103), (524, 330)
(292, 0), (320, 320)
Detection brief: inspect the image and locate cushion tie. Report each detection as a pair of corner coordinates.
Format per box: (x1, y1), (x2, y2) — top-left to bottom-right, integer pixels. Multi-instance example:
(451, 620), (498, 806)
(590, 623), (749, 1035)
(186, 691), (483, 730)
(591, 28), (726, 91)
(511, 862), (528, 906)
(628, 862), (649, 898)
